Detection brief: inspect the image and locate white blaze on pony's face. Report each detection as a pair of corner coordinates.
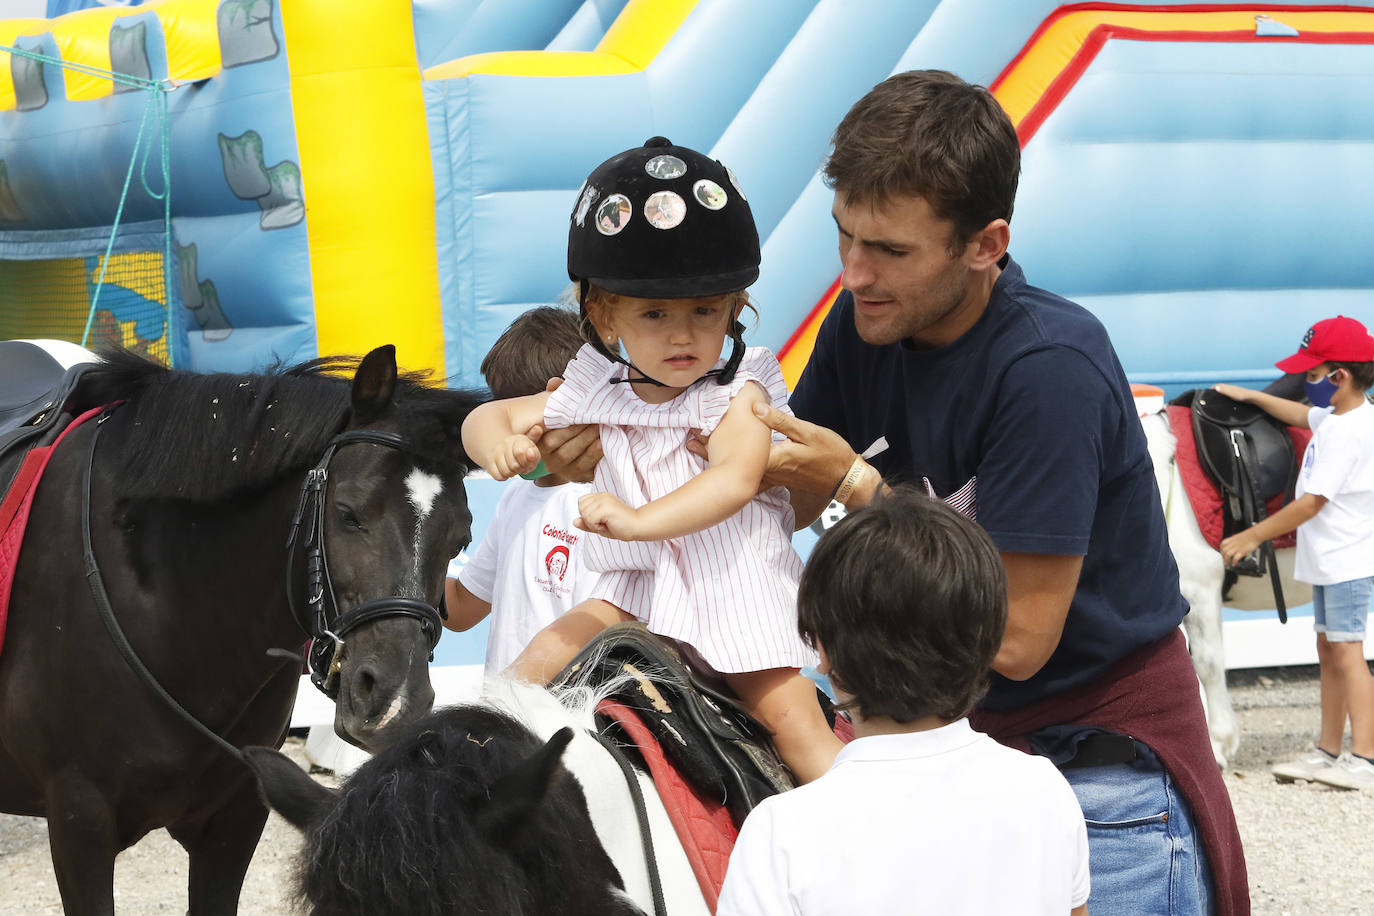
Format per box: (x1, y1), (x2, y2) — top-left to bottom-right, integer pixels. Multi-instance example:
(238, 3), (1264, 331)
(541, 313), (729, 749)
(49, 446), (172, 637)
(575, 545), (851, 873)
(405, 468), (443, 519)
(404, 468), (443, 587)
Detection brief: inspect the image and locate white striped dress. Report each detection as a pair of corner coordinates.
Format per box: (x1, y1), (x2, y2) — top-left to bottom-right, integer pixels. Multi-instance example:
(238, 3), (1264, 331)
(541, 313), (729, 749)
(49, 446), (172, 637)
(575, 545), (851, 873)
(544, 344), (816, 674)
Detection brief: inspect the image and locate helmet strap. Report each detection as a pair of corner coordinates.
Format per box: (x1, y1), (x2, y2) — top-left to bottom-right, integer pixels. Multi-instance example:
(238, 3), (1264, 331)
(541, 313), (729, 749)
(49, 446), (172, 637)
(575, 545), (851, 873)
(582, 285), (747, 389)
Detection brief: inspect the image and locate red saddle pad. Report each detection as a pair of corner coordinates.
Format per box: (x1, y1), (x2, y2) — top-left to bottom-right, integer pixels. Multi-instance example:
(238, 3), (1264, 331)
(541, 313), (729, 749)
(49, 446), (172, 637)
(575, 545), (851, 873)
(1165, 405), (1309, 551)
(595, 698), (854, 913)
(0, 406), (106, 657)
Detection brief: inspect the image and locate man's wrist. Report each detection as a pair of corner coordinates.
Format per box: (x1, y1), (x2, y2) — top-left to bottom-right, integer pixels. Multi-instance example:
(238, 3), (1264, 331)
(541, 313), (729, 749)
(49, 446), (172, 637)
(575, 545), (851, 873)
(834, 458), (882, 509)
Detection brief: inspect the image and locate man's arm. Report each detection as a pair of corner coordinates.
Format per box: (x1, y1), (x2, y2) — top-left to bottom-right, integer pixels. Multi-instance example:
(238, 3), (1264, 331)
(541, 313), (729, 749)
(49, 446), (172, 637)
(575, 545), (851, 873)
(995, 552), (1084, 681)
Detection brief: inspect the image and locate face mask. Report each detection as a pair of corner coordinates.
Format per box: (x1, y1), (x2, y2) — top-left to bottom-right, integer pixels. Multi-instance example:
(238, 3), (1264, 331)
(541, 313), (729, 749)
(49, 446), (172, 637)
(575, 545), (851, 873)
(1304, 372), (1340, 408)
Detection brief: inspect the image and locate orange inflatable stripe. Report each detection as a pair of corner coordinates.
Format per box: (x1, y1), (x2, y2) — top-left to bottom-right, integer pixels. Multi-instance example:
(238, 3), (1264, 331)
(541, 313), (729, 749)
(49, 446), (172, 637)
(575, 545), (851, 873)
(777, 4), (1374, 389)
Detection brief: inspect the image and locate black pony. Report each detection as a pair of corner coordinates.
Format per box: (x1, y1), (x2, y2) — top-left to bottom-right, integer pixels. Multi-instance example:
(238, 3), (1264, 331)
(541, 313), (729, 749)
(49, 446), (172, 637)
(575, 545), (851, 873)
(0, 345), (481, 915)
(246, 705), (645, 916)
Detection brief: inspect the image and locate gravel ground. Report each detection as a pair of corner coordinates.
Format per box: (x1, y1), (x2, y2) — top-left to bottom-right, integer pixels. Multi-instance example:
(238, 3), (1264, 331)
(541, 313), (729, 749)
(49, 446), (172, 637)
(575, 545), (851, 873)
(0, 666), (1368, 914)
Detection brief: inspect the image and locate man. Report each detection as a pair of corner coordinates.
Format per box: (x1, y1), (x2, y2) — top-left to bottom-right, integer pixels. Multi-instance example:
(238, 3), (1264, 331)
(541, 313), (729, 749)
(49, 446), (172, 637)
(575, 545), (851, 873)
(751, 70), (1246, 915)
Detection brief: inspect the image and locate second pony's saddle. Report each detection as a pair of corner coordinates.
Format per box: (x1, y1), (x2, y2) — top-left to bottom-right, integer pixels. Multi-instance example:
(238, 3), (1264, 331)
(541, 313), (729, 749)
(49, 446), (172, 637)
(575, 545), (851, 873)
(1180, 387), (1298, 622)
(550, 622), (799, 827)
(0, 341), (97, 500)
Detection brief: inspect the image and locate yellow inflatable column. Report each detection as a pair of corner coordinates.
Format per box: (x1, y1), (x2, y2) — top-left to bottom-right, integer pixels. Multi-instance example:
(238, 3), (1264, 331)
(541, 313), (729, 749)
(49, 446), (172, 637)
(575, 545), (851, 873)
(280, 0), (443, 377)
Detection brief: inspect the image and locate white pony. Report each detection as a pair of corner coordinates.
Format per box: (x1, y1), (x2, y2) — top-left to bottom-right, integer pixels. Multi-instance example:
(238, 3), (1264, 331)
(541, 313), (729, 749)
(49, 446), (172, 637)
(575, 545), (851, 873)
(486, 677), (712, 915)
(1140, 408), (1306, 769)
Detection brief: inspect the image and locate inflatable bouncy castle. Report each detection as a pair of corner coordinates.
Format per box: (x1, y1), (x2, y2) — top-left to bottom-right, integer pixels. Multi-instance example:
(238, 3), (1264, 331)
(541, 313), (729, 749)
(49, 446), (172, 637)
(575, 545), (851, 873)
(7, 1), (1371, 389)
(4, 0), (1373, 682)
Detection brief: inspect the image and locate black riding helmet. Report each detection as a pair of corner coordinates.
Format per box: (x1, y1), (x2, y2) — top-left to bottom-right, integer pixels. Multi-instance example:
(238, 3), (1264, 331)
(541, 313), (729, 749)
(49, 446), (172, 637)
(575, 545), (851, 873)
(567, 137), (759, 385)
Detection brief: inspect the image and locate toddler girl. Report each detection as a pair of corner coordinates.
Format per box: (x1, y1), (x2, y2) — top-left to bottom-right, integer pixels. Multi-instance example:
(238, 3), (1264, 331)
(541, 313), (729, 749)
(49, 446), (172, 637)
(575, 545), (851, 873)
(462, 138), (842, 782)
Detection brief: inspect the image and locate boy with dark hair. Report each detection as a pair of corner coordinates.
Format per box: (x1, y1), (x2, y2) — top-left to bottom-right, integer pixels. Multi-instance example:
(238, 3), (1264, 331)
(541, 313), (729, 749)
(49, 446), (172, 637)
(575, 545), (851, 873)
(718, 488), (1089, 915)
(444, 306), (595, 675)
(1217, 315), (1374, 789)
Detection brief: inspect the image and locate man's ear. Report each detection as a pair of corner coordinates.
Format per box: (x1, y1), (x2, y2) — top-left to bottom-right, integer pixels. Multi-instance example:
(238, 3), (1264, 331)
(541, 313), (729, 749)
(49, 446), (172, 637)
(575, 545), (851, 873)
(816, 642), (833, 676)
(963, 218), (1010, 271)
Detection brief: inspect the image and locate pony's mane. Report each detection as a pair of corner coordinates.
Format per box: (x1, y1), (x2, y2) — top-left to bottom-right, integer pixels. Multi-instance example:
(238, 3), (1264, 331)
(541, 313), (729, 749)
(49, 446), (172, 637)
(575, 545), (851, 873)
(297, 699), (637, 915)
(71, 349), (480, 503)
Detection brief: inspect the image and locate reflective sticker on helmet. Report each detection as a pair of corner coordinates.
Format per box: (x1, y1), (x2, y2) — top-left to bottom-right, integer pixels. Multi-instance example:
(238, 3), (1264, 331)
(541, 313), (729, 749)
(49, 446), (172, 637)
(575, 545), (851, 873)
(693, 179), (728, 211)
(596, 194), (632, 236)
(573, 183), (598, 227)
(645, 154), (687, 180)
(644, 191), (687, 230)
(726, 167), (747, 202)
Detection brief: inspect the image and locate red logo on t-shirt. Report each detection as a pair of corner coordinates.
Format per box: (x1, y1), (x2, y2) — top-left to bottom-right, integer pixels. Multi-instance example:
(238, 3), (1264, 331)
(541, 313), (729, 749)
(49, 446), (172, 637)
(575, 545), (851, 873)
(545, 545), (570, 581)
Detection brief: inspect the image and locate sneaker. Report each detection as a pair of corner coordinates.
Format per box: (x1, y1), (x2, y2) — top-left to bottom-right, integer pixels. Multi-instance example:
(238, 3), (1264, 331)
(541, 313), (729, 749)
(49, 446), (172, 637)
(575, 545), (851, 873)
(1314, 754), (1374, 790)
(1271, 748), (1340, 783)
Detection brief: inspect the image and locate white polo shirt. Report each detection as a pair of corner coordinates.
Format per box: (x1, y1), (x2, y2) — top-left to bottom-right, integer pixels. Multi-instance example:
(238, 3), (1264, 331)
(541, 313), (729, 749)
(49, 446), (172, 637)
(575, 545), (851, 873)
(717, 719), (1090, 916)
(452, 479), (595, 674)
(1295, 401), (1374, 585)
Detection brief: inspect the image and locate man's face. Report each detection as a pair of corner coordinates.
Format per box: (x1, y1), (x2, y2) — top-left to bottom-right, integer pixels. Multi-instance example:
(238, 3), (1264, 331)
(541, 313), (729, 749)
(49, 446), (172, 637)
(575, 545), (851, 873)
(832, 193), (976, 348)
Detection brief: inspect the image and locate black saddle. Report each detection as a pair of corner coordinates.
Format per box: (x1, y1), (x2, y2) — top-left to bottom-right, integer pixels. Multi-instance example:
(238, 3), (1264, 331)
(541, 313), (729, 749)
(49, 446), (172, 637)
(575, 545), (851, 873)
(550, 622), (803, 826)
(1178, 388), (1297, 622)
(0, 341), (98, 503)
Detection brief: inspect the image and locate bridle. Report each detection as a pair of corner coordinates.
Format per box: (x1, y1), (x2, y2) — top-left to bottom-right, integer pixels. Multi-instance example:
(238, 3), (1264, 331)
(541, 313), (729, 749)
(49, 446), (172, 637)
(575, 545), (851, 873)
(80, 411), (447, 762)
(284, 428), (447, 699)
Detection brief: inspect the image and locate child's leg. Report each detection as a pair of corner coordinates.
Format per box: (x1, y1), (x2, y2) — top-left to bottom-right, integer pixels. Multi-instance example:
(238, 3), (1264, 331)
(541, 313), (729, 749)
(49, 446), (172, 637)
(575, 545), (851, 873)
(723, 667), (843, 784)
(1317, 578), (1374, 757)
(1316, 634), (1349, 755)
(503, 598), (632, 685)
(1330, 639), (1374, 758)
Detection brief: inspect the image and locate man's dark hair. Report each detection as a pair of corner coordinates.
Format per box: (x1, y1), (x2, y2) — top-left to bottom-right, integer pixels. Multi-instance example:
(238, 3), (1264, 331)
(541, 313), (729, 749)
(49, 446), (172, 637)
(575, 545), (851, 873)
(824, 69), (1020, 249)
(1328, 360), (1374, 393)
(798, 487), (1008, 723)
(480, 306), (583, 400)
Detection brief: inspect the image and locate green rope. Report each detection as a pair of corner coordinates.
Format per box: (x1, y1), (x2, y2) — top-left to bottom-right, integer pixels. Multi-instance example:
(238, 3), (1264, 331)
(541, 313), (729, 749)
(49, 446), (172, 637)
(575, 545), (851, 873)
(0, 43), (176, 358)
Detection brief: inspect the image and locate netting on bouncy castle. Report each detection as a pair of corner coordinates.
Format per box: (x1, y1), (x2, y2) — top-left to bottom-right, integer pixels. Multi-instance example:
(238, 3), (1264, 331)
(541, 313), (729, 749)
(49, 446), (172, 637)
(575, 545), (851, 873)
(0, 42), (178, 366)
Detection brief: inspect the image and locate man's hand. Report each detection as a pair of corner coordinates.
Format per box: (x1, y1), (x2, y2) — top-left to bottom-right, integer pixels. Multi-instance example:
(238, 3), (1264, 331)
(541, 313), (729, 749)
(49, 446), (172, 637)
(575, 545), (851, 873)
(751, 403), (857, 496)
(526, 377), (603, 483)
(575, 491), (642, 541)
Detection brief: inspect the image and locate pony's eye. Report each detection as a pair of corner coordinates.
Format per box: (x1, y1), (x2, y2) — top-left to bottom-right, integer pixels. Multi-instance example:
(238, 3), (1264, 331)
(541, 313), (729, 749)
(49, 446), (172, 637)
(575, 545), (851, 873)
(336, 504), (364, 530)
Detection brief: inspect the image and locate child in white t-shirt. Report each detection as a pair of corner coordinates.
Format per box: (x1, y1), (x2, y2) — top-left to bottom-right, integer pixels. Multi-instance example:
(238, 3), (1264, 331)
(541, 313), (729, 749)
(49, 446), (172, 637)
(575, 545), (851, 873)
(1217, 315), (1374, 790)
(444, 306), (593, 675)
(717, 487), (1090, 916)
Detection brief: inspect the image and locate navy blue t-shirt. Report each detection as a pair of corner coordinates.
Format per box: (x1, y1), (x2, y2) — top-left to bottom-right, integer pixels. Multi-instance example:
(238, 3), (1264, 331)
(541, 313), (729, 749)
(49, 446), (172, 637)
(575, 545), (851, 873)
(790, 255), (1187, 711)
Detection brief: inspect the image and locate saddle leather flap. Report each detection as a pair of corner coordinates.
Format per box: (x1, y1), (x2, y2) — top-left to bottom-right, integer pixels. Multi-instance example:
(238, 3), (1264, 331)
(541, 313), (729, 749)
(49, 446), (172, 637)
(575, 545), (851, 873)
(1191, 389), (1295, 500)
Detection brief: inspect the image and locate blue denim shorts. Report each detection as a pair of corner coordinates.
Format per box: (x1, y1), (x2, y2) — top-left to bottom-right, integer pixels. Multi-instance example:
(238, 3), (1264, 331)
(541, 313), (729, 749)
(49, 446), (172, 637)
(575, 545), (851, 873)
(1312, 577), (1374, 643)
(1060, 760), (1212, 915)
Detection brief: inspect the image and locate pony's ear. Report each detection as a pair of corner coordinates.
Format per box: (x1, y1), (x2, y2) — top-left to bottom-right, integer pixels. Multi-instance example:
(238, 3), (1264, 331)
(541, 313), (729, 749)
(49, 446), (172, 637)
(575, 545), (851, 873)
(352, 345), (398, 423)
(242, 745), (338, 830)
(476, 727), (574, 841)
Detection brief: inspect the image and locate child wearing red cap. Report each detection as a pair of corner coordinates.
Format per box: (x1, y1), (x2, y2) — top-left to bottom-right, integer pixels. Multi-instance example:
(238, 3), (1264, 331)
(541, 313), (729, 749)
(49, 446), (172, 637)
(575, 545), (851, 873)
(1215, 315), (1374, 789)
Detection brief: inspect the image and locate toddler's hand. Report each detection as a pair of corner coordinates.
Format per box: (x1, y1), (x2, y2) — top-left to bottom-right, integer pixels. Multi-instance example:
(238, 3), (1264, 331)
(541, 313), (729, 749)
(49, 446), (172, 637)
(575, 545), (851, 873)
(1212, 383), (1253, 403)
(486, 434), (541, 481)
(575, 492), (642, 541)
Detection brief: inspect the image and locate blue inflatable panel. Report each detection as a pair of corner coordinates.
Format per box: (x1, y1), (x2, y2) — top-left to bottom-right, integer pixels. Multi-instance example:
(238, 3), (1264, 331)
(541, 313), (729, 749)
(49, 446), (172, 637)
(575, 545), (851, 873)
(1012, 40), (1374, 389)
